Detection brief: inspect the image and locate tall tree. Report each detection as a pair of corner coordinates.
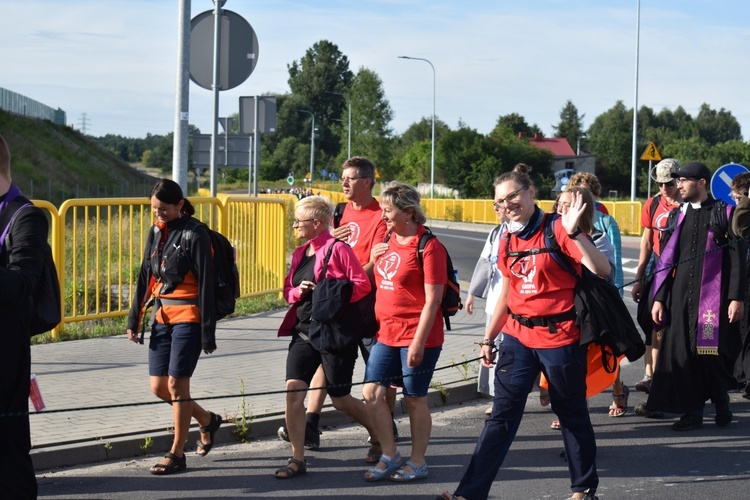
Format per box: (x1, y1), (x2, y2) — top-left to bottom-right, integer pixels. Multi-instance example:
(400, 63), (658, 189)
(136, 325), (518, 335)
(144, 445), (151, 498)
(553, 100), (585, 152)
(399, 117), (451, 148)
(339, 67), (394, 169)
(288, 40), (354, 163)
(694, 103), (742, 145)
(490, 113), (539, 138)
(586, 100), (632, 189)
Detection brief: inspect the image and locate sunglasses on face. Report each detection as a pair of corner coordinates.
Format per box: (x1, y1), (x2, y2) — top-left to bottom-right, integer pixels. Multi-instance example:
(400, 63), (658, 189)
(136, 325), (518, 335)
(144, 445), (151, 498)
(657, 181), (675, 188)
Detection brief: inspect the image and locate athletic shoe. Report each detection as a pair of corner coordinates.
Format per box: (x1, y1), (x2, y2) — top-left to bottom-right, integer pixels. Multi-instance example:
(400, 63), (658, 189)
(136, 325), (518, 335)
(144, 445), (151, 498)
(634, 377), (652, 393)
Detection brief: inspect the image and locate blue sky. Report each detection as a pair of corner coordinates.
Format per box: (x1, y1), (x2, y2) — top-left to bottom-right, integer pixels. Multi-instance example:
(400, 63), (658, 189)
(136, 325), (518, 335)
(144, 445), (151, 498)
(2, 0), (749, 145)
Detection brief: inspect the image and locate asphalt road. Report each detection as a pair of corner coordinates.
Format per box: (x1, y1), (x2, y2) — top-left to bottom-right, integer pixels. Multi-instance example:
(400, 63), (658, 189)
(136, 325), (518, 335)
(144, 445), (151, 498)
(37, 380), (750, 499)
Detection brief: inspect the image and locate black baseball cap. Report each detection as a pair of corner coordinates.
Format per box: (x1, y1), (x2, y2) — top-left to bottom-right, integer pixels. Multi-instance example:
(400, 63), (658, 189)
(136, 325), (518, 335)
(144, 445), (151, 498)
(671, 161), (711, 182)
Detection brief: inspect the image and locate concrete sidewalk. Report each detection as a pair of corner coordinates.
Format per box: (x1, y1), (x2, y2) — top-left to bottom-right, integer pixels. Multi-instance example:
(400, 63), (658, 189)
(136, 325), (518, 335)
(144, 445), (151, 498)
(29, 298), (489, 471)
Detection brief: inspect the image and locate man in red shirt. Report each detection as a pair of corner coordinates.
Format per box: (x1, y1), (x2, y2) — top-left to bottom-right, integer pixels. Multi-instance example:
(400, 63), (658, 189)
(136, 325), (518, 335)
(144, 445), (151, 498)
(631, 159), (681, 402)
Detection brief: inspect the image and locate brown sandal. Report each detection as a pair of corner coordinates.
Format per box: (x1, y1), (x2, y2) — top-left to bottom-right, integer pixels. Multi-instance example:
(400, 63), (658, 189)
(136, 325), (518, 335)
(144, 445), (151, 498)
(275, 458), (307, 479)
(365, 440), (383, 463)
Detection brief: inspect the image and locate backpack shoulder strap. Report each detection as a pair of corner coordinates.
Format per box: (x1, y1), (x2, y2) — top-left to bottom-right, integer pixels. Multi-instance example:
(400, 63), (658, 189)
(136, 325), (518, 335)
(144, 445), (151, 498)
(333, 202), (347, 229)
(649, 195), (661, 223)
(543, 213), (580, 278)
(318, 239), (341, 281)
(417, 227), (436, 268)
(0, 200), (34, 254)
(487, 224), (503, 259)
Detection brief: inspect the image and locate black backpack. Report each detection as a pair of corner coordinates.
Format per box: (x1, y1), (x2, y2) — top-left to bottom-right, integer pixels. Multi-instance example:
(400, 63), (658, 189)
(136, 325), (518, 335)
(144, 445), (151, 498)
(185, 221), (241, 321)
(0, 198), (62, 337)
(506, 214), (644, 371)
(333, 202), (347, 229)
(385, 227), (463, 330)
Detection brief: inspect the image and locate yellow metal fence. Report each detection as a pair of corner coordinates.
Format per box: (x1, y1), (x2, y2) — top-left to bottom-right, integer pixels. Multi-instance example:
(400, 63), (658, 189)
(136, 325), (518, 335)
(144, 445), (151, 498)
(37, 196), (287, 336)
(314, 189), (643, 235)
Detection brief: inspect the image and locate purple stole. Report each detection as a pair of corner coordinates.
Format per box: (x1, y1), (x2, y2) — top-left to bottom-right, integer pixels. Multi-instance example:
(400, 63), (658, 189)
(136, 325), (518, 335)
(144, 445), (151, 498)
(651, 204), (727, 356)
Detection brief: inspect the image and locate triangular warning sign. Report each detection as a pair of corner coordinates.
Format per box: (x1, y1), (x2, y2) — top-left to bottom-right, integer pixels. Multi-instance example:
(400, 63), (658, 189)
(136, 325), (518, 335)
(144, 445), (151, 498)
(640, 141), (662, 161)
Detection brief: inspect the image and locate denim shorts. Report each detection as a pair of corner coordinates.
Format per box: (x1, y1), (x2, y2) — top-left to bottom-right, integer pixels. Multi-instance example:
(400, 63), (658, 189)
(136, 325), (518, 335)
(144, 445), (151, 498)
(364, 342), (442, 397)
(148, 322), (203, 378)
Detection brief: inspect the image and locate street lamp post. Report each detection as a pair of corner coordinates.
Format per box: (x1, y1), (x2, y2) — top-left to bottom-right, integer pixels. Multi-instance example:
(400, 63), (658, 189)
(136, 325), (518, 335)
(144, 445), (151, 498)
(399, 55), (435, 198)
(325, 90), (351, 159)
(297, 109), (315, 185)
(630, 0), (641, 201)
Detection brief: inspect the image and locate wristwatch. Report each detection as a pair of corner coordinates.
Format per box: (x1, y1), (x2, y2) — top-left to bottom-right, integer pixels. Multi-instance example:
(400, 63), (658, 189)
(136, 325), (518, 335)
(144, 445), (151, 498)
(567, 228), (582, 239)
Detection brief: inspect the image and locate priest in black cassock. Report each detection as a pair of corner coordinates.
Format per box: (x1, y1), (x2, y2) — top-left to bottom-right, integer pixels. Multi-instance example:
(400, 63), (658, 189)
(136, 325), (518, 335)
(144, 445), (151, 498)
(648, 162), (744, 431)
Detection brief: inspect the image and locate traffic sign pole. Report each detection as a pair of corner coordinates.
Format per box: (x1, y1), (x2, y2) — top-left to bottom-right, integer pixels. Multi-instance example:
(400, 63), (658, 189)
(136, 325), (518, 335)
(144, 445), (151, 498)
(647, 160), (652, 199)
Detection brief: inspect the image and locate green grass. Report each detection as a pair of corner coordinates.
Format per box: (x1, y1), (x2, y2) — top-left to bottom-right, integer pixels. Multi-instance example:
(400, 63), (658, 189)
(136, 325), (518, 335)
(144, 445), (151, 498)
(31, 294), (288, 345)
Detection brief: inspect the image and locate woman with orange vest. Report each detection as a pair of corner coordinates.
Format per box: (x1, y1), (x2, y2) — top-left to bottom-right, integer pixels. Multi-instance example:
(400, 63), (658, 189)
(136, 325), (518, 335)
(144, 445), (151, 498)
(127, 179), (222, 475)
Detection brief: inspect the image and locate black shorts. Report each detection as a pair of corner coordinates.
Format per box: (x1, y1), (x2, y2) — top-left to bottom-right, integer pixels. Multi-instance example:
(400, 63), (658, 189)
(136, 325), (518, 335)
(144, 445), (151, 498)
(286, 335), (358, 398)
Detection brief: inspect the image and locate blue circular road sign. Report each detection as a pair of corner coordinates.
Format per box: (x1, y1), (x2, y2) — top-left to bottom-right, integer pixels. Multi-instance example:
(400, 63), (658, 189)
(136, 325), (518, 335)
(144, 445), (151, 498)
(710, 163), (749, 205)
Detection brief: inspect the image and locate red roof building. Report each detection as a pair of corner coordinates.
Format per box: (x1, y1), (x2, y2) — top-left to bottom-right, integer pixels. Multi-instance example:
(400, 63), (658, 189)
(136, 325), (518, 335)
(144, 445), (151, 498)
(527, 135), (576, 156)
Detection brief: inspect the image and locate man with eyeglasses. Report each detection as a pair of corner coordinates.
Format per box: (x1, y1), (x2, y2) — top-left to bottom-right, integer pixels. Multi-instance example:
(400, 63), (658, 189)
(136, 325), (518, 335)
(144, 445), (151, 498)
(632, 159), (682, 409)
(646, 161), (744, 431)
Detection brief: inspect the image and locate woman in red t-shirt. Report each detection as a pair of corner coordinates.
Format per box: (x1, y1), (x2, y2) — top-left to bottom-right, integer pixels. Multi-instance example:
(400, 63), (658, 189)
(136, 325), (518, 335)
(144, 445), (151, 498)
(362, 182), (447, 483)
(441, 165), (610, 500)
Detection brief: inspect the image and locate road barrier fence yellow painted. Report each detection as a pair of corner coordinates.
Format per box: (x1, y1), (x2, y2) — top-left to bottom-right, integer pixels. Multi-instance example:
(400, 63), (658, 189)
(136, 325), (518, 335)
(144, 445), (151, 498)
(35, 191), (640, 338)
(37, 196), (287, 337)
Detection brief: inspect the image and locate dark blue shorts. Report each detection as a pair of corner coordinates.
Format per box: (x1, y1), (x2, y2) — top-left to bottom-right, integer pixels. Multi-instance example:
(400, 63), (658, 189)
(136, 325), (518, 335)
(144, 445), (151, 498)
(148, 322), (202, 378)
(364, 342), (442, 397)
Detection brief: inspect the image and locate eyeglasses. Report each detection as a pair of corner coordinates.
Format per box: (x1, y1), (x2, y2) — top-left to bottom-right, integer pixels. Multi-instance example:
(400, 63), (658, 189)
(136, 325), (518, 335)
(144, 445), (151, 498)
(339, 176), (365, 184)
(676, 178), (697, 184)
(493, 186), (528, 209)
(293, 218), (315, 225)
(657, 181), (675, 188)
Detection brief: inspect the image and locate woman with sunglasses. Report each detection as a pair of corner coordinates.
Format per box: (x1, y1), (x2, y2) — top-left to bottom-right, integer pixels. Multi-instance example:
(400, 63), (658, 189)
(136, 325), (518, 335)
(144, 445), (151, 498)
(440, 164), (609, 500)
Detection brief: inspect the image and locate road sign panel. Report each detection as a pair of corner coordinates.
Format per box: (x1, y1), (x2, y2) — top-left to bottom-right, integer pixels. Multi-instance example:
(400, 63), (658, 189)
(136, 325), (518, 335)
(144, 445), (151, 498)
(640, 142), (662, 161)
(711, 163), (749, 205)
(239, 96), (277, 134)
(190, 10), (259, 91)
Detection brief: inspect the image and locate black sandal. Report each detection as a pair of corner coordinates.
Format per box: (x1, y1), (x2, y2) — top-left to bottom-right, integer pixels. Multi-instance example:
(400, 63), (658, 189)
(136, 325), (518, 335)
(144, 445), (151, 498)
(149, 452), (186, 475)
(275, 458), (307, 479)
(196, 412), (222, 456)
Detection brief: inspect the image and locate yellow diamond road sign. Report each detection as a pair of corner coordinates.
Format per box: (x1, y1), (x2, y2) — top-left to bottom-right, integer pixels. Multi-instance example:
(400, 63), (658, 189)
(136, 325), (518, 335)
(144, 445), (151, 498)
(640, 141), (662, 162)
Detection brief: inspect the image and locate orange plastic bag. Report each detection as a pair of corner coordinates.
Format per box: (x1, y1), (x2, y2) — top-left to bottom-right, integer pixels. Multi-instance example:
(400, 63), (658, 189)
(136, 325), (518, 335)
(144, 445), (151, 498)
(539, 343), (623, 398)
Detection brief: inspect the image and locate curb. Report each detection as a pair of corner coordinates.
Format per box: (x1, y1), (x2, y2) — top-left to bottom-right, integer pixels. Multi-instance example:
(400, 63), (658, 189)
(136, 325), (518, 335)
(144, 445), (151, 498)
(32, 379), (483, 471)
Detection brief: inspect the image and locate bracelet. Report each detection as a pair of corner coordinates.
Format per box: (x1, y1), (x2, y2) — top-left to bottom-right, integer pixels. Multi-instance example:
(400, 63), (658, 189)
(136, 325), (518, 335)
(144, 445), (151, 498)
(567, 227), (582, 239)
(475, 339), (494, 347)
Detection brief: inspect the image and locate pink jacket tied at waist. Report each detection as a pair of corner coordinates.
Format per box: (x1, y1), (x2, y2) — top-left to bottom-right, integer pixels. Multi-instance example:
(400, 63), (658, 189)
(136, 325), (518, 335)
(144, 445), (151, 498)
(278, 231), (372, 337)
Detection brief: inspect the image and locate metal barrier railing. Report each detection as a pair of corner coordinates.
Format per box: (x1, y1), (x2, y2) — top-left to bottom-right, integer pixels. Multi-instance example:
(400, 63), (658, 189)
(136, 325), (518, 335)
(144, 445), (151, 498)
(313, 189), (643, 235)
(36, 196), (286, 338)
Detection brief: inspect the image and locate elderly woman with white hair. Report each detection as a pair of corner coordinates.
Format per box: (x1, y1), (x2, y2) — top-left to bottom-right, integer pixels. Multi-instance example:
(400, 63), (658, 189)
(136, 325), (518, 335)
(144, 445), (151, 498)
(275, 195), (379, 479)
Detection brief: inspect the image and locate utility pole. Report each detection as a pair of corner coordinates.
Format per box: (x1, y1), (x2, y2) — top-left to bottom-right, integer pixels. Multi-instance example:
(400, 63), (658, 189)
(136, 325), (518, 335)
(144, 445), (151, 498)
(77, 113), (91, 134)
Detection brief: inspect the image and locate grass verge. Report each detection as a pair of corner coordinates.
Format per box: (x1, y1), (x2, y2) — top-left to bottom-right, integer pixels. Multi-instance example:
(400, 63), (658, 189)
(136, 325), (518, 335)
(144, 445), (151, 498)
(31, 294), (288, 345)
